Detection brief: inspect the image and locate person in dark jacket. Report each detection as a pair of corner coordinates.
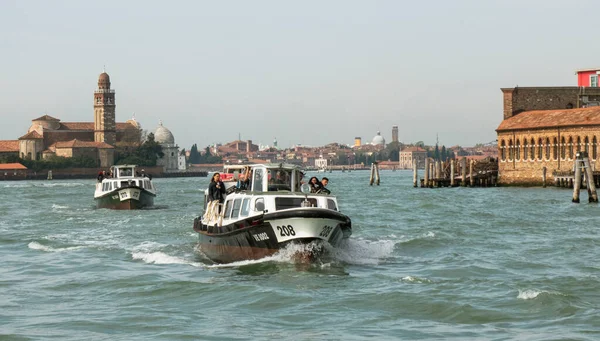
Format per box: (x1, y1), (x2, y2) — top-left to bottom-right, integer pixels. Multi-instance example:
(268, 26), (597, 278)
(208, 173), (226, 208)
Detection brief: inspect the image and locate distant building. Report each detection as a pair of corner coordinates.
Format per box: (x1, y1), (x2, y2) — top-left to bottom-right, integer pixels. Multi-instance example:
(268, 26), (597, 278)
(371, 131), (386, 148)
(392, 125), (398, 143)
(1, 72), (141, 168)
(354, 137), (361, 147)
(154, 121), (181, 172)
(399, 146), (427, 169)
(576, 68), (600, 87)
(497, 78), (600, 185)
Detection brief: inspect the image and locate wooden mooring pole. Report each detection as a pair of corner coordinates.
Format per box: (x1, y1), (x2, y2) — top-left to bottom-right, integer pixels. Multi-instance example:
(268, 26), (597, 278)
(423, 158), (429, 188)
(583, 154), (598, 202)
(542, 167), (547, 188)
(573, 156), (582, 203)
(450, 159), (455, 187)
(461, 158), (467, 186)
(469, 160), (474, 187)
(413, 161), (418, 187)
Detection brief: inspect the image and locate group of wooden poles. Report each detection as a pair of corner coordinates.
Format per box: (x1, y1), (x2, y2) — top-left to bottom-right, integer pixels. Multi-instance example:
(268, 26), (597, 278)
(414, 157), (497, 188)
(570, 153), (598, 203)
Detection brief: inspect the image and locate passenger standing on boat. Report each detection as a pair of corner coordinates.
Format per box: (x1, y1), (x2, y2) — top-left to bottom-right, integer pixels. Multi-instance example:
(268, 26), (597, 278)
(237, 167), (251, 190)
(319, 177), (331, 194)
(308, 176), (322, 193)
(208, 173), (227, 211)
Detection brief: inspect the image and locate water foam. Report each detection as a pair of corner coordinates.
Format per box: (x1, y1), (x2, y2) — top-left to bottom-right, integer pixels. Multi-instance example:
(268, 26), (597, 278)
(517, 289), (563, 300)
(331, 238), (396, 265)
(131, 251), (204, 267)
(28, 241), (85, 252)
(402, 276), (433, 284)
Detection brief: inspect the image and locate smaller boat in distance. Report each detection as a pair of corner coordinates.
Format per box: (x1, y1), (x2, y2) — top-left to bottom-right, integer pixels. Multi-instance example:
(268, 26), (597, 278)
(94, 165), (156, 209)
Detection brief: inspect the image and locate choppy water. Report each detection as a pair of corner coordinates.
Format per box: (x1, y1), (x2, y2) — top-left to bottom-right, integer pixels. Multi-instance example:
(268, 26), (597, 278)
(1, 171), (599, 340)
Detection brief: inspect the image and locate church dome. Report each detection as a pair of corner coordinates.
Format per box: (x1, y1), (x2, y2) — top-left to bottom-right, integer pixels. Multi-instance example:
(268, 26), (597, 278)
(372, 131), (386, 146)
(154, 121), (175, 145)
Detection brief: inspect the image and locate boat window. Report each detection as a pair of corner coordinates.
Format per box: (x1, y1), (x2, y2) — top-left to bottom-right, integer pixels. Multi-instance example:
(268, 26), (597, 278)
(275, 197), (317, 210)
(268, 169), (292, 191)
(121, 181), (128, 187)
(253, 169), (264, 191)
(224, 200), (233, 218)
(114, 181), (119, 189)
(254, 198), (265, 211)
(231, 199), (242, 219)
(327, 199), (338, 211)
(240, 198), (250, 217)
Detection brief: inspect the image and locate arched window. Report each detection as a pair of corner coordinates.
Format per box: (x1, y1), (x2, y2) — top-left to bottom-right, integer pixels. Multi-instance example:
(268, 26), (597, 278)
(27, 152), (32, 160)
(560, 136), (566, 159)
(523, 138), (529, 160)
(538, 138), (543, 160)
(516, 139), (521, 160)
(500, 140), (506, 160)
(577, 136), (582, 152)
(553, 137), (558, 160)
(569, 136), (574, 159)
(530, 138), (535, 160)
(593, 136), (598, 160)
(584, 136), (590, 154)
(508, 139), (514, 160)
(545, 138), (551, 160)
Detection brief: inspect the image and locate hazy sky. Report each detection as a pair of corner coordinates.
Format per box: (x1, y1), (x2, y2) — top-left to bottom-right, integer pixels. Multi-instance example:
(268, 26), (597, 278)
(2, 0), (599, 150)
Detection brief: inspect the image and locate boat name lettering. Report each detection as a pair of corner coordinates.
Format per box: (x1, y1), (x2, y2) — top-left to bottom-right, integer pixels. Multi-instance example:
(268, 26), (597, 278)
(120, 191), (128, 199)
(276, 225), (296, 237)
(320, 225), (333, 237)
(253, 232), (269, 242)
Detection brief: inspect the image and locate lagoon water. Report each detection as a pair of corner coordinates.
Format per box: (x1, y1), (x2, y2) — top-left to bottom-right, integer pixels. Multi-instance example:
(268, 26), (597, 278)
(1, 170), (599, 340)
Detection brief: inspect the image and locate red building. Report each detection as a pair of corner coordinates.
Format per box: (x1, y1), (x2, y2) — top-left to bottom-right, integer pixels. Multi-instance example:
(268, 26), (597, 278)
(576, 68), (600, 87)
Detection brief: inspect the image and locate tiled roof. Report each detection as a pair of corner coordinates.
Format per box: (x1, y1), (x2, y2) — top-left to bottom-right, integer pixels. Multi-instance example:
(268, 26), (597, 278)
(0, 163), (27, 170)
(0, 140), (19, 152)
(60, 122), (94, 130)
(497, 106), (600, 131)
(32, 114), (60, 121)
(59, 122), (135, 131)
(54, 140), (114, 149)
(18, 131), (43, 139)
(401, 146), (426, 152)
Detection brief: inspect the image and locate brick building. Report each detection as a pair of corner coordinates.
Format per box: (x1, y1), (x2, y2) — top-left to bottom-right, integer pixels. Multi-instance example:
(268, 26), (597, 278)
(0, 72), (141, 167)
(497, 85), (600, 185)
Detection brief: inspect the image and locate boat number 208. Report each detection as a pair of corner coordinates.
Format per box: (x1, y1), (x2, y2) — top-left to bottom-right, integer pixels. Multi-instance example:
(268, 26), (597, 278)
(276, 225), (296, 237)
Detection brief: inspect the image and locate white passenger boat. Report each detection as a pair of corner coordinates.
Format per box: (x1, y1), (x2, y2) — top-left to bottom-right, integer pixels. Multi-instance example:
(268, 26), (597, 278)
(94, 165), (156, 209)
(192, 163), (351, 263)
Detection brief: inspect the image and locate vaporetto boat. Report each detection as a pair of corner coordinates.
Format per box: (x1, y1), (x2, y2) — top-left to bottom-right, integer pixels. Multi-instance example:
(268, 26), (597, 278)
(94, 164), (156, 209)
(193, 163), (352, 263)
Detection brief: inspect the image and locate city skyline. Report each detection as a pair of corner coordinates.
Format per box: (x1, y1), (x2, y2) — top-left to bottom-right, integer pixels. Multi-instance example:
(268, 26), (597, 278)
(2, 0), (599, 150)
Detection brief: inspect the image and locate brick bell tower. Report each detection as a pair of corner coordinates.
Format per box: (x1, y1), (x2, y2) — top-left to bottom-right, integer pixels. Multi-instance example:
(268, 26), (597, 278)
(94, 71), (116, 145)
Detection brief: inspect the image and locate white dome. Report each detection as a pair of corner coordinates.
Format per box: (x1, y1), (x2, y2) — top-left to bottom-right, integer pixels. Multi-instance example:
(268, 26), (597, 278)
(372, 131), (385, 146)
(154, 121), (175, 145)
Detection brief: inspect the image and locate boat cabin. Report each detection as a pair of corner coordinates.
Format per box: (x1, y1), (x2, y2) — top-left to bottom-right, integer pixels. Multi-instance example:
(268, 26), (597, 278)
(96, 165), (155, 193)
(203, 163), (339, 227)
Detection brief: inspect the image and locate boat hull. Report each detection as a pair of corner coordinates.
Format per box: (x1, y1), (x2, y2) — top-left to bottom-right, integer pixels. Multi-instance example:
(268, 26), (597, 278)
(194, 208), (351, 263)
(95, 187), (155, 210)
